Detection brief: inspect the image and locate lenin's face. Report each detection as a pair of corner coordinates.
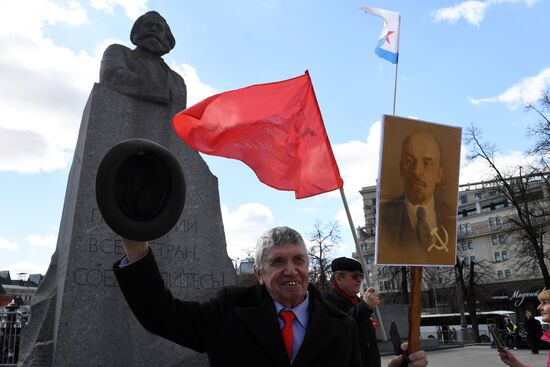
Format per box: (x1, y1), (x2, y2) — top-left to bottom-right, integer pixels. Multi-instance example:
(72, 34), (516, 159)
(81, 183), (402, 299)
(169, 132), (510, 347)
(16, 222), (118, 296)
(400, 131), (443, 205)
(134, 14), (171, 55)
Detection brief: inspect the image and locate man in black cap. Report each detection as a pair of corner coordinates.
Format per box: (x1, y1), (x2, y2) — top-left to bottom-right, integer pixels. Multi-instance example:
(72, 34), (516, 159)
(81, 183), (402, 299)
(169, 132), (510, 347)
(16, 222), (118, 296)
(325, 257), (381, 367)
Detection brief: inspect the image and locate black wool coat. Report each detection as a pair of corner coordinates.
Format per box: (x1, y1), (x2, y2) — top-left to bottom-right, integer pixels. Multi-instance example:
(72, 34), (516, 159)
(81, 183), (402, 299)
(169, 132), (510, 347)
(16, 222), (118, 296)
(324, 288), (381, 367)
(114, 250), (362, 367)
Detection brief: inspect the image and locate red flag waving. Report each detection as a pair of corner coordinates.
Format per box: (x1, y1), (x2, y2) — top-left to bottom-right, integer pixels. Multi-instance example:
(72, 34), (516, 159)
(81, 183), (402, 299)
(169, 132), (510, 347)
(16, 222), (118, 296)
(172, 71), (343, 199)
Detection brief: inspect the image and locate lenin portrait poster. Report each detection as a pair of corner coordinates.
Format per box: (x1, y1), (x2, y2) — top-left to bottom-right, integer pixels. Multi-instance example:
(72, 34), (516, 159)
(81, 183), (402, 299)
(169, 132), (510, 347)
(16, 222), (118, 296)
(375, 115), (461, 266)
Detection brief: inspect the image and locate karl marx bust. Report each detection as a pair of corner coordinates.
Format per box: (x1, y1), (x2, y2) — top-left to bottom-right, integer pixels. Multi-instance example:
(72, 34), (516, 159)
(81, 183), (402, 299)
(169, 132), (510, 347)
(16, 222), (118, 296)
(99, 11), (187, 107)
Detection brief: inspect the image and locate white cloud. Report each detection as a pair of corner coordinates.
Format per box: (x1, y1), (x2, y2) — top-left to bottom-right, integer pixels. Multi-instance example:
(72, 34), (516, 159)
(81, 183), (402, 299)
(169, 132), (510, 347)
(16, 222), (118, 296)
(333, 121), (381, 196)
(0, 127), (70, 173)
(8, 260), (49, 278)
(221, 202), (275, 260)
(432, 0), (539, 26)
(0, 1), (217, 174)
(170, 63), (219, 107)
(90, 0), (147, 20)
(4, 0), (88, 29)
(0, 1), (101, 173)
(432, 1), (489, 26)
(468, 68), (550, 109)
(0, 237), (19, 251)
(459, 144), (537, 183)
(332, 121), (381, 233)
(27, 234), (57, 249)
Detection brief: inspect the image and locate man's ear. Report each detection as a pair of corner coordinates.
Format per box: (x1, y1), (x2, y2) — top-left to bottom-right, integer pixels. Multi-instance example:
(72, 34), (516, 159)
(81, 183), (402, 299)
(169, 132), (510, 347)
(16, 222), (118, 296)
(253, 265), (264, 284)
(334, 273), (342, 285)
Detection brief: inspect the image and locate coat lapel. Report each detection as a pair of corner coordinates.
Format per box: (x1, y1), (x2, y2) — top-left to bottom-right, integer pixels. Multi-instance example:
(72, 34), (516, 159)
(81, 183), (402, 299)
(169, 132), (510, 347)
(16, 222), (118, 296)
(235, 287), (290, 367)
(292, 292), (347, 367)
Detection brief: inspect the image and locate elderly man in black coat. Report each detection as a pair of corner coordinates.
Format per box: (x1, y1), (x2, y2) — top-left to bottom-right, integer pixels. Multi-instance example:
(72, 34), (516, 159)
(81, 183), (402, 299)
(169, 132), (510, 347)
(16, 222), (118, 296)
(325, 257), (381, 367)
(114, 227), (428, 366)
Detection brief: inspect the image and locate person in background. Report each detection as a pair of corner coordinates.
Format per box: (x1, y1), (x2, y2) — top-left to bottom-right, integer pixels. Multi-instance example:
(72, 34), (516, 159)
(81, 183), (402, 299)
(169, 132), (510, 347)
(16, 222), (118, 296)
(324, 257), (381, 367)
(451, 327), (458, 343)
(504, 317), (520, 350)
(498, 290), (550, 366)
(524, 310), (542, 354)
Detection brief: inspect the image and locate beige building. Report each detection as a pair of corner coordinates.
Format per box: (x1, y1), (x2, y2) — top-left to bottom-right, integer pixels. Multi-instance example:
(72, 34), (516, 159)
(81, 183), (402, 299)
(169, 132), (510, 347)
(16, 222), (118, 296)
(356, 175), (549, 313)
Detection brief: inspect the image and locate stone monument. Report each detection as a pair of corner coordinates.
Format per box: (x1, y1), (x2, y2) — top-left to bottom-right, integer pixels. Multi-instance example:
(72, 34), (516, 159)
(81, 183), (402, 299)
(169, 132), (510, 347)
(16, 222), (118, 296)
(20, 11), (236, 366)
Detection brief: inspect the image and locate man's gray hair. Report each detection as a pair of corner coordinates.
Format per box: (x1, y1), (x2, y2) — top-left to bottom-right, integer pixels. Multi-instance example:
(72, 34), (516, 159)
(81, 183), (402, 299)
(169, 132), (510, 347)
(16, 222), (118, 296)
(254, 226), (307, 271)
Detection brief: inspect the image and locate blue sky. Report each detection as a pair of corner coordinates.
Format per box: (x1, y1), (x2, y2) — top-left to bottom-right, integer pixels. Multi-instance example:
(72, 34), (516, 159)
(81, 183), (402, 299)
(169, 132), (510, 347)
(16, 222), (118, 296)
(1, 0), (548, 278)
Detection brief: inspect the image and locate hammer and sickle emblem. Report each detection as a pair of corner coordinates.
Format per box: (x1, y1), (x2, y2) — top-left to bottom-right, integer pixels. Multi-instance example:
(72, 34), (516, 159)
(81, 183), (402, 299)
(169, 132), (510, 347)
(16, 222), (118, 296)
(427, 225), (449, 252)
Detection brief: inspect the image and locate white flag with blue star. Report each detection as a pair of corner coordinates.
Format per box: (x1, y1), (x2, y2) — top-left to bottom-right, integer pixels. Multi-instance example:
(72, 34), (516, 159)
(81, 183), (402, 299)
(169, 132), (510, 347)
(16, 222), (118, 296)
(362, 5), (400, 64)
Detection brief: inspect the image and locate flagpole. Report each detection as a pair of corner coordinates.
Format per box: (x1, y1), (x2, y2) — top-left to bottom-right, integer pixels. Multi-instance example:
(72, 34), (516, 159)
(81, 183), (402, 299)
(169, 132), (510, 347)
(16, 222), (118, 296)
(392, 61), (399, 115)
(392, 13), (400, 115)
(339, 187), (388, 341)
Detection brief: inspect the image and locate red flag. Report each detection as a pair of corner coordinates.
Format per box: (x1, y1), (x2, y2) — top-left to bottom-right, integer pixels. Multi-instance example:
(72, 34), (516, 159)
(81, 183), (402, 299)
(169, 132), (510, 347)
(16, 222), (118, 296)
(172, 71), (343, 199)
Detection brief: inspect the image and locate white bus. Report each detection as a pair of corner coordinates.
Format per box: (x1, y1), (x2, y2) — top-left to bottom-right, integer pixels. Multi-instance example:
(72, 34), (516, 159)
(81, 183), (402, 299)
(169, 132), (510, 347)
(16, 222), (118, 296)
(420, 310), (516, 342)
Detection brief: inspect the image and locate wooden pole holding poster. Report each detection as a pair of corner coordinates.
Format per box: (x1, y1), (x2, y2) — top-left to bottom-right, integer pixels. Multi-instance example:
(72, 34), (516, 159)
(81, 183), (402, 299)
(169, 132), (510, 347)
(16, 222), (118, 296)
(407, 266), (423, 353)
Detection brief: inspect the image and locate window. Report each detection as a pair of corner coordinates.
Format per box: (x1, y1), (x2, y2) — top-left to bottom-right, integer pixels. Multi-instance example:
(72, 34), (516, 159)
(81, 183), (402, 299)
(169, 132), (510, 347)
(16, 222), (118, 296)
(489, 191), (497, 197)
(460, 195), (468, 204)
(505, 269), (511, 278)
(466, 223), (472, 235)
(460, 240), (474, 251)
(494, 202), (506, 210)
(498, 234), (507, 244)
(464, 257), (470, 266)
(529, 247), (536, 257)
(489, 217), (502, 229)
(492, 235), (499, 246)
(534, 265), (541, 274)
(502, 251), (508, 261)
(367, 270), (373, 278)
(365, 255), (374, 264)
(470, 256), (476, 264)
(458, 224), (464, 235)
(497, 270), (504, 279)
(475, 192), (482, 200)
(380, 280), (393, 290)
(495, 252), (502, 262)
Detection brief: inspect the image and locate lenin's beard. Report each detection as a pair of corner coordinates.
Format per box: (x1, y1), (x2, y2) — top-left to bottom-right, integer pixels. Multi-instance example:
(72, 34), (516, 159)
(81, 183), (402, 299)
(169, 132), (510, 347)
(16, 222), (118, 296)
(135, 34), (170, 56)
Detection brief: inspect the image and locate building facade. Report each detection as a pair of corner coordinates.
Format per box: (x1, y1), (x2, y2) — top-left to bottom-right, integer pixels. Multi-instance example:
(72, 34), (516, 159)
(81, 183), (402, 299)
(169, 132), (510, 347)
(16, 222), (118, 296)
(356, 175), (550, 317)
(0, 272), (43, 307)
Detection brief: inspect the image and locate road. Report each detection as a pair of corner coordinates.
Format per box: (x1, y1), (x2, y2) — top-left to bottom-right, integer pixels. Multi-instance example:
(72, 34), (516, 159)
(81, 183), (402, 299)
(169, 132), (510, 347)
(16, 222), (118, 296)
(381, 345), (547, 366)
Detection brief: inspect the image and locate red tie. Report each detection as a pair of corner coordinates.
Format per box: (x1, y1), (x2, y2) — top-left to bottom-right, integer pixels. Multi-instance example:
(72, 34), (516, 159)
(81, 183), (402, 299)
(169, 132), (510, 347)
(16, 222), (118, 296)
(279, 310), (296, 359)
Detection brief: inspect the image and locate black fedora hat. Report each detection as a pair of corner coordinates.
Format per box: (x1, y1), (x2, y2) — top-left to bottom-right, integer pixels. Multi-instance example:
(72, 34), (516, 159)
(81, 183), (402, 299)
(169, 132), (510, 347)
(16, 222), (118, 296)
(95, 138), (185, 241)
